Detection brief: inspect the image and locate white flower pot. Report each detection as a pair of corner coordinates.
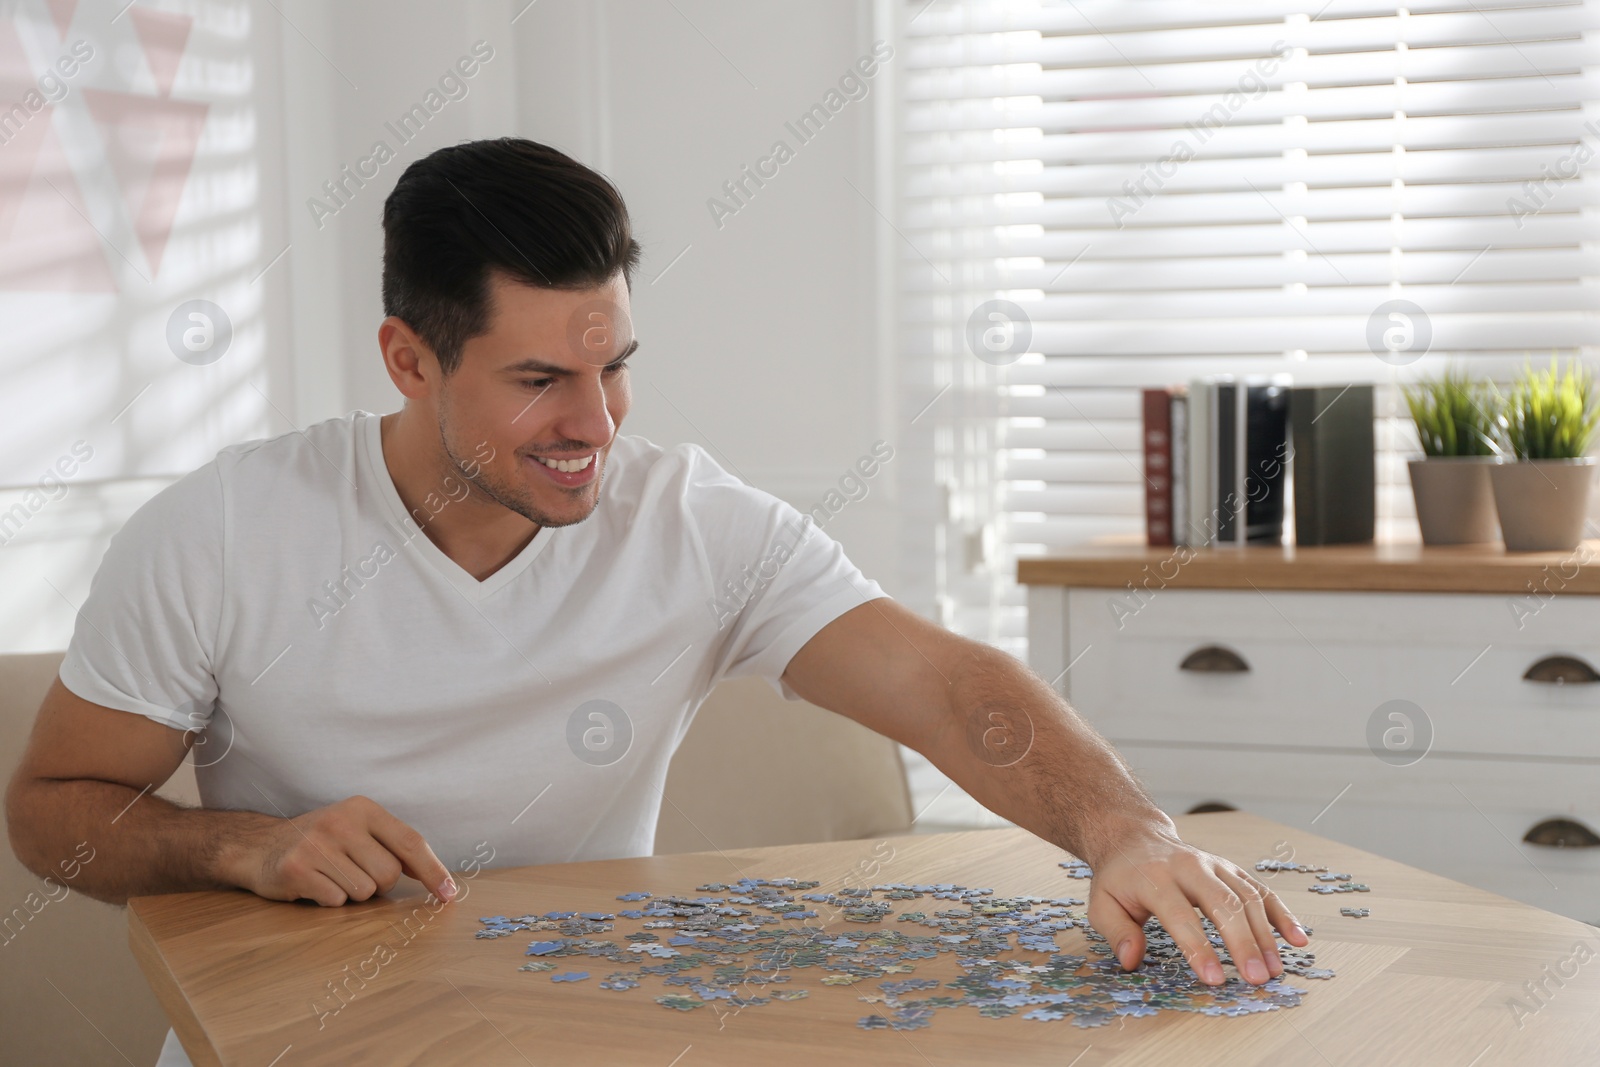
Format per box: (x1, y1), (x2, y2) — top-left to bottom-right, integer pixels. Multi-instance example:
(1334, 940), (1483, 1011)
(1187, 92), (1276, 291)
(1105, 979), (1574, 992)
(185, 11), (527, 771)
(1488, 458), (1596, 552)
(1407, 457), (1502, 545)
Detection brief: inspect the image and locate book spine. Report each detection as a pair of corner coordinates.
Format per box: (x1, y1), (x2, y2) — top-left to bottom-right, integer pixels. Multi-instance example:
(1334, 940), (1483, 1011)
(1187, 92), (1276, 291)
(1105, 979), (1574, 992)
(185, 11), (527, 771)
(1244, 382), (1292, 543)
(1187, 379), (1212, 546)
(1142, 388), (1174, 546)
(1233, 381), (1249, 545)
(1170, 392), (1189, 547)
(1214, 382), (1235, 542)
(1291, 388), (1320, 544)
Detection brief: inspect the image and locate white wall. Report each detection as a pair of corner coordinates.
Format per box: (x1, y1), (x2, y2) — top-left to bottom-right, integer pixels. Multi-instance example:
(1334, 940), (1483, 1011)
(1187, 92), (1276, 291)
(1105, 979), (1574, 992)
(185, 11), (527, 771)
(2, 0), (903, 651)
(509, 0), (900, 593)
(280, 0), (520, 423)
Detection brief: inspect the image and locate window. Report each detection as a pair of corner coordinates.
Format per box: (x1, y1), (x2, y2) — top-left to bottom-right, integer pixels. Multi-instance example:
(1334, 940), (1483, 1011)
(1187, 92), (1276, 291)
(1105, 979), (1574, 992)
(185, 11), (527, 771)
(895, 0), (1600, 825)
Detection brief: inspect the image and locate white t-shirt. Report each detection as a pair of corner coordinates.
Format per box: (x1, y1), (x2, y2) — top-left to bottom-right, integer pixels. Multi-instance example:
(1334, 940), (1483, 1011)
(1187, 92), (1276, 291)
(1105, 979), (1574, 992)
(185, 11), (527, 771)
(60, 411), (887, 1067)
(63, 408), (888, 865)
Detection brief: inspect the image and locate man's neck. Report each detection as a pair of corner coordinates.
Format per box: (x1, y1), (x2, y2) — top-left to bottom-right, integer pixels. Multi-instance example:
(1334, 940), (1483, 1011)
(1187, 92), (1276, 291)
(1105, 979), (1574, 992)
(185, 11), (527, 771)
(378, 410), (539, 582)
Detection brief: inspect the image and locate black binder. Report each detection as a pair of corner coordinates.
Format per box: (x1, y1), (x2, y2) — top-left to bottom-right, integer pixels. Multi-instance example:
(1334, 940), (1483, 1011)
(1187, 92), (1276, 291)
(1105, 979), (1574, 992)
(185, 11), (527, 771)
(1291, 384), (1375, 545)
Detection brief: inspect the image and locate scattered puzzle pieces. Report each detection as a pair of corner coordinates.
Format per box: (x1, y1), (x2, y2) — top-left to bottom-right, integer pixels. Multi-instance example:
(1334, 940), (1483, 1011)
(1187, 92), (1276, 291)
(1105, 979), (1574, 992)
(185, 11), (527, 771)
(525, 940), (566, 956)
(1255, 857), (1373, 914)
(1255, 860), (1328, 874)
(656, 994), (703, 1011)
(473, 867), (1340, 1032)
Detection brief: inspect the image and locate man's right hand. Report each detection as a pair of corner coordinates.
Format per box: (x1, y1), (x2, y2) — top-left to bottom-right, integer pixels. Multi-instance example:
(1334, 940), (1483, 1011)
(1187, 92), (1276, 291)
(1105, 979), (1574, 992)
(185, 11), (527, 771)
(221, 794), (458, 907)
(5, 678), (462, 908)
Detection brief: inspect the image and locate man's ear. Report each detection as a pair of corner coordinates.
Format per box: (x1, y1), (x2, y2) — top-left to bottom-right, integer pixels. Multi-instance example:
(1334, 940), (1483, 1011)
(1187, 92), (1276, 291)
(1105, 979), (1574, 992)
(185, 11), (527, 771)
(379, 316), (439, 400)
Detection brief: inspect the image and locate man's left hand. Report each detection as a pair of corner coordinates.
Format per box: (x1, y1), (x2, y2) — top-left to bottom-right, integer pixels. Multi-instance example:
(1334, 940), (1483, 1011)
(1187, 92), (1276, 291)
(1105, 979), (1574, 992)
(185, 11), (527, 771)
(1084, 820), (1310, 986)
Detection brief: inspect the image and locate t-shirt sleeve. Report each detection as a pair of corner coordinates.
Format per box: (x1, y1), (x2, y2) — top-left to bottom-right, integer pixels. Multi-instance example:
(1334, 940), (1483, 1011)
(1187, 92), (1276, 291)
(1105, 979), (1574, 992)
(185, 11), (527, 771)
(684, 444), (889, 700)
(57, 462), (225, 732)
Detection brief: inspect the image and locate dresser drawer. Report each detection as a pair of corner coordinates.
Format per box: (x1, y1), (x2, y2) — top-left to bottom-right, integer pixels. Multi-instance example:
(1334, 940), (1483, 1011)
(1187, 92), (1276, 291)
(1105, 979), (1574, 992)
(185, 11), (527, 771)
(1114, 743), (1600, 924)
(1063, 589), (1600, 760)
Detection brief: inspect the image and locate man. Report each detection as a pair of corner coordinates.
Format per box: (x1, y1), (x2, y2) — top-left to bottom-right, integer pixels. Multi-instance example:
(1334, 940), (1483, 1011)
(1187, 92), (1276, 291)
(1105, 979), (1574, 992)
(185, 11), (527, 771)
(7, 137), (1307, 1063)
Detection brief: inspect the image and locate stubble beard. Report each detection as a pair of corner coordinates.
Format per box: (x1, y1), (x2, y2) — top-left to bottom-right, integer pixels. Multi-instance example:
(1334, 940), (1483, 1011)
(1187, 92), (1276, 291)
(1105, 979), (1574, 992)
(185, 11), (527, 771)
(437, 404), (606, 530)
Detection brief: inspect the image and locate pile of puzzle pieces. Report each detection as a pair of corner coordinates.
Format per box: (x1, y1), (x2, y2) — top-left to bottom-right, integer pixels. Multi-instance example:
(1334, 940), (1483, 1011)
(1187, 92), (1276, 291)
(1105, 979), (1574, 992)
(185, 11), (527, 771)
(472, 855), (1356, 1031)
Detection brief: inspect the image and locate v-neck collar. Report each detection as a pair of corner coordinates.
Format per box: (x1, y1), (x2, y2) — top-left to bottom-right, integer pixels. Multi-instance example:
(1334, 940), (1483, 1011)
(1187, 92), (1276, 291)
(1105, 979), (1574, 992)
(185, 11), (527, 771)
(359, 411), (554, 601)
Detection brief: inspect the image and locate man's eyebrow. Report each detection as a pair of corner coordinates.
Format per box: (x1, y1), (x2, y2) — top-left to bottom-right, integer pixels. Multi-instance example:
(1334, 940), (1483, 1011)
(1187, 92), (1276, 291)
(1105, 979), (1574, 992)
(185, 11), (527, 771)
(503, 337), (639, 376)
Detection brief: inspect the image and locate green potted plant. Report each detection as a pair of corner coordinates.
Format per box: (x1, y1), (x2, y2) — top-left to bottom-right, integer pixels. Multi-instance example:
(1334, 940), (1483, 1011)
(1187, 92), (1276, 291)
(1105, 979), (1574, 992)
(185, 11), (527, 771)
(1489, 358), (1600, 552)
(1403, 368), (1503, 545)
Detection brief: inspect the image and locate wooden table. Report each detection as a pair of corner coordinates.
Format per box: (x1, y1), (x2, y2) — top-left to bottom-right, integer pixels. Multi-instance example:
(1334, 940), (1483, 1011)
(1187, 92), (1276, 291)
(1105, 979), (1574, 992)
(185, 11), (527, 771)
(130, 812), (1600, 1066)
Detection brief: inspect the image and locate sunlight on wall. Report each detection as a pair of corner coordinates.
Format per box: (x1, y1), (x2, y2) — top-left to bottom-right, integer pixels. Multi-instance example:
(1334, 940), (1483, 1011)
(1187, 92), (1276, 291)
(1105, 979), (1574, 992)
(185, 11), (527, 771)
(0, 0), (275, 651)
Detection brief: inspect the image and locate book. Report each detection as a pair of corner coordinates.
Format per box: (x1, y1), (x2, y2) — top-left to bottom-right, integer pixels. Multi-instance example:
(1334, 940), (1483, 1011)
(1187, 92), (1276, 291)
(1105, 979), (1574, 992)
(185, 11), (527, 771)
(1215, 379), (1239, 542)
(1142, 388), (1174, 546)
(1240, 379), (1291, 542)
(1214, 376), (1291, 545)
(1291, 384), (1375, 545)
(1170, 391), (1188, 547)
(1185, 378), (1213, 546)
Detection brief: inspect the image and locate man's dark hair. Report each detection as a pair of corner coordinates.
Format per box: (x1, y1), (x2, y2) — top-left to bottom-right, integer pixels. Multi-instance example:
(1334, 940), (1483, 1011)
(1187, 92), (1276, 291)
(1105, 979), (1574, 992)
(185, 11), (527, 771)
(381, 137), (641, 375)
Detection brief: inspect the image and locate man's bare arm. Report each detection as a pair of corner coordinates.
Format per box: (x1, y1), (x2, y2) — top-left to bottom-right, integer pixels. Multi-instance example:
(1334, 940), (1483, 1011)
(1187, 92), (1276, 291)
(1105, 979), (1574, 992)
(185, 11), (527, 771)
(779, 599), (1162, 860)
(782, 597), (1309, 987)
(5, 677), (457, 907)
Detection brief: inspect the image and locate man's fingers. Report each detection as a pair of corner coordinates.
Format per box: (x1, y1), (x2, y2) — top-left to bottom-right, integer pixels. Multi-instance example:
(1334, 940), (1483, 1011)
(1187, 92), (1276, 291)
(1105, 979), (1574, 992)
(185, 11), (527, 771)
(1213, 868), (1280, 982)
(299, 867), (350, 908)
(1194, 881), (1271, 986)
(1256, 877), (1310, 947)
(343, 836), (406, 900)
(283, 818), (375, 901)
(1085, 892), (1149, 972)
(365, 802), (456, 902)
(1144, 890), (1225, 985)
(271, 844), (363, 905)
(309, 845), (376, 902)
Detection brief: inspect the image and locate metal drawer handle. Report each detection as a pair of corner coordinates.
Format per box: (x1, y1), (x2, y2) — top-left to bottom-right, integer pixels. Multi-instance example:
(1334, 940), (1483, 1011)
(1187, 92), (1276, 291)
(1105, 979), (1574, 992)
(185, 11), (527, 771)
(1522, 818), (1600, 848)
(1186, 801), (1238, 815)
(1180, 645), (1250, 673)
(1522, 655), (1600, 685)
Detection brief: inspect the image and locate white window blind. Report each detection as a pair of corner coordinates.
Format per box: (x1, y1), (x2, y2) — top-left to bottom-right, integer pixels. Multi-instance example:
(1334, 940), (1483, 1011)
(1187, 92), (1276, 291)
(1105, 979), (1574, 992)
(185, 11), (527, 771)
(897, 0), (1600, 661)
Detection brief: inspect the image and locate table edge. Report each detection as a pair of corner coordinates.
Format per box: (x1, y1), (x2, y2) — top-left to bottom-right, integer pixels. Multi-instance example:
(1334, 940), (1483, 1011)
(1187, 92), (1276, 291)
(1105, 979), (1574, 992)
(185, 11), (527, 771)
(130, 902), (225, 1067)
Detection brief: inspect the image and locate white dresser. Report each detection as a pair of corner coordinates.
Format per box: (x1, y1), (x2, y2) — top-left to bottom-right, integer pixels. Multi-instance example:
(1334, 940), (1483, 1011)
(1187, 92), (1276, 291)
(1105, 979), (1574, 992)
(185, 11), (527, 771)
(1022, 542), (1600, 926)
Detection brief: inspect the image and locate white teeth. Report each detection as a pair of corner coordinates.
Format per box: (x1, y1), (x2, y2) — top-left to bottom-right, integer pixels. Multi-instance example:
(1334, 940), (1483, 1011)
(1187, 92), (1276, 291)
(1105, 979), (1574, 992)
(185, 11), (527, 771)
(536, 454), (594, 474)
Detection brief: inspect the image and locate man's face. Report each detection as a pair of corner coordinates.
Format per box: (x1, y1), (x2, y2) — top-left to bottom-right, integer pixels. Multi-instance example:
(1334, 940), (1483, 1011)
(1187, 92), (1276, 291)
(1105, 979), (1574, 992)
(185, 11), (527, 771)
(435, 271), (634, 529)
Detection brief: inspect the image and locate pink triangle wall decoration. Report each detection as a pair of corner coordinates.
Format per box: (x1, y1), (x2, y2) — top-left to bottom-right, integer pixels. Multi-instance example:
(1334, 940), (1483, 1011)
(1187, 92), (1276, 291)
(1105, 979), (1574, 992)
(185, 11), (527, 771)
(46, 0), (76, 41)
(129, 8), (192, 99)
(82, 87), (209, 277)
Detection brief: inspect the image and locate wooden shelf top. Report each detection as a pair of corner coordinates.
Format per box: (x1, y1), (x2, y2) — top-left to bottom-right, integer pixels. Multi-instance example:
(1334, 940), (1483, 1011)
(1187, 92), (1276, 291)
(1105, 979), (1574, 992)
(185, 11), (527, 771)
(1016, 540), (1600, 594)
